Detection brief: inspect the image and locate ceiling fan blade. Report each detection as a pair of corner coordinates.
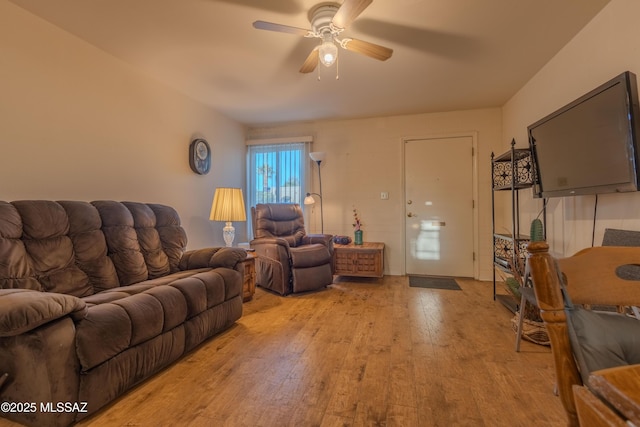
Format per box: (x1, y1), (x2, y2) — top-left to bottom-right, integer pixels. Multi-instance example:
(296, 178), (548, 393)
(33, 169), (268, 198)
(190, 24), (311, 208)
(216, 0), (304, 15)
(252, 20), (312, 36)
(332, 0), (373, 29)
(342, 38), (393, 61)
(299, 47), (319, 73)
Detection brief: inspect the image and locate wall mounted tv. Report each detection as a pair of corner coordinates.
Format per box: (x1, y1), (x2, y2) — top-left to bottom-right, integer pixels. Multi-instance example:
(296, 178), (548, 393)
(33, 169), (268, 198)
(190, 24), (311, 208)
(528, 71), (640, 198)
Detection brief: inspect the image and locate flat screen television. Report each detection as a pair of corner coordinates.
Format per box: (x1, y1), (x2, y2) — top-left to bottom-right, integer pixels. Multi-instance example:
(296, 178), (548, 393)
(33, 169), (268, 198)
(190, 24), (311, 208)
(528, 71), (640, 198)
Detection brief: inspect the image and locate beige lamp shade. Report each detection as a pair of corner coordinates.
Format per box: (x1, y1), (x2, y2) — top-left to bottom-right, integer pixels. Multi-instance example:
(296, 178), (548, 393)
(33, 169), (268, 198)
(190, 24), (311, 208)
(209, 188), (247, 222)
(209, 188), (246, 247)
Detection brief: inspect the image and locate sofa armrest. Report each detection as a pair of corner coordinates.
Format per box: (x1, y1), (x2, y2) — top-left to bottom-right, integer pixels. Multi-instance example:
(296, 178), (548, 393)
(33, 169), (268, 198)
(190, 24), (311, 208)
(250, 237), (290, 247)
(179, 247), (247, 270)
(302, 234), (334, 248)
(0, 289), (87, 337)
(250, 238), (291, 295)
(0, 317), (81, 427)
(250, 237), (291, 259)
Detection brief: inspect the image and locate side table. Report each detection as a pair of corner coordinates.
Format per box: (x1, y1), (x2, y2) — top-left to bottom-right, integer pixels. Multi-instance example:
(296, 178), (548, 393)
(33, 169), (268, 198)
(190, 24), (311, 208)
(240, 252), (256, 302)
(333, 242), (384, 278)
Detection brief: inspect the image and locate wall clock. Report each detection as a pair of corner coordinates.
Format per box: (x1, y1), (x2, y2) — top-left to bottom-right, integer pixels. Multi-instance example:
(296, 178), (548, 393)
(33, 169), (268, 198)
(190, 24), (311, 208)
(189, 138), (211, 175)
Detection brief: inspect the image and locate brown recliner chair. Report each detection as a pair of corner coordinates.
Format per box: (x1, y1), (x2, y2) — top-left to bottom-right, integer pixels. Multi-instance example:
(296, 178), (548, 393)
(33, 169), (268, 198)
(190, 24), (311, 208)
(250, 203), (334, 295)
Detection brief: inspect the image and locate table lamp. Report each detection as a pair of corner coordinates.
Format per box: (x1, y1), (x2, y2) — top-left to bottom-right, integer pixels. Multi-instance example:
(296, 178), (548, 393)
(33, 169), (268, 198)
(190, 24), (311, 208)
(209, 187), (247, 247)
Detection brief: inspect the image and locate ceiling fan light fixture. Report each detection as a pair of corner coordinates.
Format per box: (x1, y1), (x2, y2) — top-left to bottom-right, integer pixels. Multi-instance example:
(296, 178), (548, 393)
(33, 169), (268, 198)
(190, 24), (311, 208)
(319, 39), (338, 67)
(253, 0), (392, 75)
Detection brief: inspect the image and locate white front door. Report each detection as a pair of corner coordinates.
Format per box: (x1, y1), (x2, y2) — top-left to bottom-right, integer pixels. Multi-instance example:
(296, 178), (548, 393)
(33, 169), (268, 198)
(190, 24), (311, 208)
(404, 136), (474, 277)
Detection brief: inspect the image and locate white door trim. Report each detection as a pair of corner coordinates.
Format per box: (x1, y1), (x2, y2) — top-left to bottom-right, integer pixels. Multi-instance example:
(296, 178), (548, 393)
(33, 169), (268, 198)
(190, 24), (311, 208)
(401, 132), (479, 279)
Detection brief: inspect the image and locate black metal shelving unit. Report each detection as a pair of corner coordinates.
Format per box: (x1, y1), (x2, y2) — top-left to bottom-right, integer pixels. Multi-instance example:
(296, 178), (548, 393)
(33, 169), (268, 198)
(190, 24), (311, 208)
(491, 139), (538, 308)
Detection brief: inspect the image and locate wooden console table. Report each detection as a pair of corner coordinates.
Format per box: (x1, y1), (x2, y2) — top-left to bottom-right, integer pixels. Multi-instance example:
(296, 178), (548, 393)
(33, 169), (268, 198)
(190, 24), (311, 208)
(333, 242), (384, 278)
(240, 252), (256, 302)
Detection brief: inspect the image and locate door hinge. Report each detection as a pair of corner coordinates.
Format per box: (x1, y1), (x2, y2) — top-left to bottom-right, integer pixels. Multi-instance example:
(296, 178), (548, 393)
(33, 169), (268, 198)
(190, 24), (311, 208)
(472, 199), (475, 209)
(473, 252), (476, 261)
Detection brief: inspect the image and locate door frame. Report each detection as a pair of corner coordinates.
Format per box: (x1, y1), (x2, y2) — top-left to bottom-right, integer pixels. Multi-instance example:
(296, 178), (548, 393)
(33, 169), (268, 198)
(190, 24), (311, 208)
(401, 132), (479, 279)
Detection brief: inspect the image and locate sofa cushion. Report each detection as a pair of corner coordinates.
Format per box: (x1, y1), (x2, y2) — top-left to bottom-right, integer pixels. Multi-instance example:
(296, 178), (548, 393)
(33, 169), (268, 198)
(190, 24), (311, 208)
(147, 204), (187, 273)
(144, 286), (189, 332)
(290, 244), (332, 268)
(77, 291), (181, 372)
(0, 200), (190, 295)
(81, 291), (135, 306)
(253, 203), (306, 247)
(0, 202), (40, 290)
(115, 293), (165, 346)
(169, 270), (237, 316)
(91, 201), (190, 287)
(75, 267), (240, 371)
(93, 201), (149, 286)
(59, 201), (119, 293)
(122, 202), (171, 279)
(13, 201), (93, 297)
(179, 247), (247, 270)
(76, 302), (133, 371)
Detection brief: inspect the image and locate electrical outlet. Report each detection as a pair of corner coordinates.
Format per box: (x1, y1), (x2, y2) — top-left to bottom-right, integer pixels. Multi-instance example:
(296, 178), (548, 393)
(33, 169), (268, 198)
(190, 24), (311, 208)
(380, 192), (389, 200)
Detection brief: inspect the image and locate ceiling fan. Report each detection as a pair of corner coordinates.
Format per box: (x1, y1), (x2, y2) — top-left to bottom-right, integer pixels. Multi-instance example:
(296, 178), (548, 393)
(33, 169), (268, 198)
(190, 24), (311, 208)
(252, 0), (393, 74)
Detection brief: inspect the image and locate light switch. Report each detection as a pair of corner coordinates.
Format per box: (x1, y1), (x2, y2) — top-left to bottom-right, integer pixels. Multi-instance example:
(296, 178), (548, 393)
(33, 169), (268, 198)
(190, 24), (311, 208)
(380, 192), (389, 200)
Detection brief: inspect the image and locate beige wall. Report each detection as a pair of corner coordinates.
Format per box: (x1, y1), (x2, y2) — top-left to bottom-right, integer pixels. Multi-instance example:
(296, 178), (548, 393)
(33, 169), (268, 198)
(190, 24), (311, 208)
(248, 109), (502, 278)
(17, 0), (625, 274)
(0, 2), (247, 249)
(502, 0), (640, 257)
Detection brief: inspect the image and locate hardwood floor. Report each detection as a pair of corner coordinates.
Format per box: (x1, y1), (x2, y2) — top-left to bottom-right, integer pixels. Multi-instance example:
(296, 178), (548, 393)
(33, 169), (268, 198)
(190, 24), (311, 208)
(4, 276), (567, 426)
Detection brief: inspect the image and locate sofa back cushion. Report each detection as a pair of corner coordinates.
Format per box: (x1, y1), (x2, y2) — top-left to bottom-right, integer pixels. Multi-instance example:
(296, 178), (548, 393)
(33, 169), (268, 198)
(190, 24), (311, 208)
(93, 201), (148, 287)
(59, 201), (119, 293)
(124, 202), (172, 279)
(148, 203), (188, 272)
(0, 200), (188, 295)
(5, 201), (97, 296)
(0, 201), (45, 291)
(93, 201), (187, 287)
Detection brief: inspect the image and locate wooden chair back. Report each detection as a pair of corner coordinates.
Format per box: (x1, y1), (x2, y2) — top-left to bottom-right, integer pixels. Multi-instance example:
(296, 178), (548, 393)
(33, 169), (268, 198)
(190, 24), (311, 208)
(527, 241), (640, 426)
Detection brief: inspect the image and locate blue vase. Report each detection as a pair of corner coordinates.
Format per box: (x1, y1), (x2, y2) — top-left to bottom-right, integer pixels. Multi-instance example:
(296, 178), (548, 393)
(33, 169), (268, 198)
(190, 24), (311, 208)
(354, 230), (363, 245)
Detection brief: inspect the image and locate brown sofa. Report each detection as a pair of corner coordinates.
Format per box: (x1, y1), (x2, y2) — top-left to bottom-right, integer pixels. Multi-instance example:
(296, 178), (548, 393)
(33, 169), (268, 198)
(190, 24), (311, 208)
(0, 200), (246, 427)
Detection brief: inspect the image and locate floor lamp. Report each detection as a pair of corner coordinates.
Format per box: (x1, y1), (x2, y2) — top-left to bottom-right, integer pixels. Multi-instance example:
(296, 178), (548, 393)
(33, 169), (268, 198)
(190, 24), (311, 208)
(305, 151), (325, 234)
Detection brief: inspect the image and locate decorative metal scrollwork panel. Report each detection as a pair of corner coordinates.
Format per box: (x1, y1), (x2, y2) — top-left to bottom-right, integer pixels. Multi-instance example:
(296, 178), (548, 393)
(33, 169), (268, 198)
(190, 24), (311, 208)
(493, 235), (530, 271)
(492, 162), (512, 189)
(493, 235), (513, 263)
(492, 151), (534, 189)
(515, 155), (534, 186)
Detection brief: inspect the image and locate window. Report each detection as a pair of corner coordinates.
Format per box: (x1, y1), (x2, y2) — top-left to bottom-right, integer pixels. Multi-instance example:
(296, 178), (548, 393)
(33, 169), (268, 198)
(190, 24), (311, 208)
(247, 141), (309, 208)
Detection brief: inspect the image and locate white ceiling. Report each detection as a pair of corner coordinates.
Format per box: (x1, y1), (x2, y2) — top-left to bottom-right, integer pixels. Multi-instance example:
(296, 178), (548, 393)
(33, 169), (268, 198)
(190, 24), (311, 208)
(9, 0), (611, 126)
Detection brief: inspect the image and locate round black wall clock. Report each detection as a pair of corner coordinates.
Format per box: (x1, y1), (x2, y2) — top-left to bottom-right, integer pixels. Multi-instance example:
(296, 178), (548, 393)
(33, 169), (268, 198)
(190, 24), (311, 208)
(189, 138), (211, 175)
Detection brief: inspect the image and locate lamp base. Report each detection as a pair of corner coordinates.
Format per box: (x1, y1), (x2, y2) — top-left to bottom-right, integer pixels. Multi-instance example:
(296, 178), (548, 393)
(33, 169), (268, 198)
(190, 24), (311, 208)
(223, 222), (235, 247)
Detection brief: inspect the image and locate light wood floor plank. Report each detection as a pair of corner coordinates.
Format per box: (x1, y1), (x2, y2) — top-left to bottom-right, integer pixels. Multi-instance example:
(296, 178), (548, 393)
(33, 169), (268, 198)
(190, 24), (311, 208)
(0, 276), (567, 426)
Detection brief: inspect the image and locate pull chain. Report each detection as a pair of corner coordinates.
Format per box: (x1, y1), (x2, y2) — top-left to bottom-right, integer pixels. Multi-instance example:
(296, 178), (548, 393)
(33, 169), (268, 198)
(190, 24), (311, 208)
(316, 56), (340, 81)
